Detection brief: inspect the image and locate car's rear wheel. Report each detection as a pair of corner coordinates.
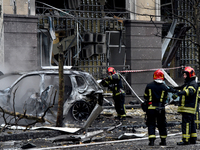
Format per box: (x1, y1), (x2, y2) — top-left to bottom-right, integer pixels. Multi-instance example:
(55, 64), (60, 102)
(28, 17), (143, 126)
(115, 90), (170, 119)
(71, 101), (91, 121)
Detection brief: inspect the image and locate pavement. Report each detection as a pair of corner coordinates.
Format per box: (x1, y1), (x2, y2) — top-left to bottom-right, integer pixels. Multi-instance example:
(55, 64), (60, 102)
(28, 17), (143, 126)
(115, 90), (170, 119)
(1, 129), (200, 150)
(0, 105), (200, 150)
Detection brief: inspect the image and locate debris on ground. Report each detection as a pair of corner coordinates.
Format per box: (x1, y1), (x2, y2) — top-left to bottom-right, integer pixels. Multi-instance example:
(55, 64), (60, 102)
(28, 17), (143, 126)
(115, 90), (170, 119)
(0, 106), (188, 149)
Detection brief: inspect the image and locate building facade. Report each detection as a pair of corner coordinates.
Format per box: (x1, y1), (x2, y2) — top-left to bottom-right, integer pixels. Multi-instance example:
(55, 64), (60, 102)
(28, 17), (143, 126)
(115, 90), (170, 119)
(1, 0), (196, 101)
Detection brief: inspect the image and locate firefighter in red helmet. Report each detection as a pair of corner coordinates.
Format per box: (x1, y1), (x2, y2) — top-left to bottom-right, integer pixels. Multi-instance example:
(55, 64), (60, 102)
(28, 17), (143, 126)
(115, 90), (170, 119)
(101, 67), (126, 120)
(143, 69), (169, 146)
(172, 66), (198, 145)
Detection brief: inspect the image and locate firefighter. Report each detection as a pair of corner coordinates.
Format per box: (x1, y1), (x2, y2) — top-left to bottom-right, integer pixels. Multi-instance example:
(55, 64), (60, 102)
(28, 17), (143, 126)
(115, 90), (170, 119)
(172, 66), (198, 145)
(143, 69), (169, 146)
(101, 67), (126, 120)
(195, 81), (200, 130)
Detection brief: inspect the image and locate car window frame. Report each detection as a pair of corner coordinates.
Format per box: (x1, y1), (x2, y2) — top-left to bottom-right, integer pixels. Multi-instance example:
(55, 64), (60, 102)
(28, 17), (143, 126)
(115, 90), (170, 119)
(71, 75), (87, 93)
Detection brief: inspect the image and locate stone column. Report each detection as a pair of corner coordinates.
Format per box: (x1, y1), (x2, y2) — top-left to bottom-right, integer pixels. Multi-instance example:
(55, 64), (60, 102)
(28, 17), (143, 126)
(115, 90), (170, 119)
(124, 20), (163, 100)
(4, 14), (38, 72)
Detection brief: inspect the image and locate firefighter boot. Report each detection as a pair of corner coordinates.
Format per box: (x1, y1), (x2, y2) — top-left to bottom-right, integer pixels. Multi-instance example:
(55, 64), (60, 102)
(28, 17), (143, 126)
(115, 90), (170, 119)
(190, 138), (196, 144)
(148, 138), (155, 146)
(177, 140), (190, 145)
(159, 138), (166, 145)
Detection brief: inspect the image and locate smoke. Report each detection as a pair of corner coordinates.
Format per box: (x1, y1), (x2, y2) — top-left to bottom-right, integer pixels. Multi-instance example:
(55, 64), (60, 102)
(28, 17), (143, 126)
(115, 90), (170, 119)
(10, 75), (41, 113)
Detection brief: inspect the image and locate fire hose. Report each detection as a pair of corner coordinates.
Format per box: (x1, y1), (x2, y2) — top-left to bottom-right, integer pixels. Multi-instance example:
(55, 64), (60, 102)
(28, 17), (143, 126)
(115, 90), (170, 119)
(118, 73), (144, 103)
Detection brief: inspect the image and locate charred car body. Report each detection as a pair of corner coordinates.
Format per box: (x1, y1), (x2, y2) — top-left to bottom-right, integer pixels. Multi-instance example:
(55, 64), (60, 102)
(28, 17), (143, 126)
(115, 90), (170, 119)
(0, 68), (104, 126)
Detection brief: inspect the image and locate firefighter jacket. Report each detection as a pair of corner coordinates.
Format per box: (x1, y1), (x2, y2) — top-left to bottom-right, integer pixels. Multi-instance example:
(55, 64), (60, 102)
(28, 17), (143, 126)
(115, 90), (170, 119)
(101, 73), (125, 96)
(144, 81), (169, 110)
(177, 77), (198, 114)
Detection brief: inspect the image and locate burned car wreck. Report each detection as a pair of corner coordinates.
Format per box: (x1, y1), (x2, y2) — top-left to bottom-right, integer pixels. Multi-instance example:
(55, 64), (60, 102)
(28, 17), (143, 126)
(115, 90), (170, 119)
(0, 68), (104, 127)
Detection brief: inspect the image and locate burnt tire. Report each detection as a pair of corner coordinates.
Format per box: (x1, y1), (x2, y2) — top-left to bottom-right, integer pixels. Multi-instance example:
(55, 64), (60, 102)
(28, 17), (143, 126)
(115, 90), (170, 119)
(71, 101), (91, 121)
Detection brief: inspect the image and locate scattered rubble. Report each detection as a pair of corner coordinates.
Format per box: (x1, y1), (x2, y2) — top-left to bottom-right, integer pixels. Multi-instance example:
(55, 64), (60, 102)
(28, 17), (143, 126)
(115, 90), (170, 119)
(118, 132), (146, 140)
(0, 105), (187, 149)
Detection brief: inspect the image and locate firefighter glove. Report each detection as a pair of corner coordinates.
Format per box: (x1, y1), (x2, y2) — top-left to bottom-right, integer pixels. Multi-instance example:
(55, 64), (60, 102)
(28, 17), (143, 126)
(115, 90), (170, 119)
(100, 79), (107, 87)
(172, 93), (178, 99)
(168, 86), (178, 93)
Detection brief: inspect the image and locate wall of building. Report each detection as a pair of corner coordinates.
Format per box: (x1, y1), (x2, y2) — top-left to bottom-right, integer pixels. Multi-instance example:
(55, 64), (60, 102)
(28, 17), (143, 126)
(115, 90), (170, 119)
(126, 0), (160, 21)
(1, 0), (165, 104)
(3, 0), (35, 15)
(0, 0), (4, 66)
(3, 0), (14, 14)
(0, 0), (37, 73)
(124, 20), (163, 99)
(4, 15), (38, 72)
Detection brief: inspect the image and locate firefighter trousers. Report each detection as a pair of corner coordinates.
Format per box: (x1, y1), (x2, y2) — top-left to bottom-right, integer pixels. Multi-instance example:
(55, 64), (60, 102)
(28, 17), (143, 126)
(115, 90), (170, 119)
(195, 102), (200, 129)
(181, 113), (197, 143)
(113, 93), (126, 117)
(146, 109), (167, 139)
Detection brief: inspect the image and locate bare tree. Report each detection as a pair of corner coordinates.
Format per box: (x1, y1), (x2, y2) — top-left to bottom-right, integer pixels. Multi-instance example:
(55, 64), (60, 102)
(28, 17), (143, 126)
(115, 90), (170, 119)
(56, 43), (64, 127)
(0, 86), (57, 132)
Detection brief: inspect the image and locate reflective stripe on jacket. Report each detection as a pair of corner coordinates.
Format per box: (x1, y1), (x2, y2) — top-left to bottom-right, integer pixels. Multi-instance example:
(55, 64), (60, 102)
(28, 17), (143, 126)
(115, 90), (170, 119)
(144, 81), (168, 110)
(102, 73), (125, 96)
(178, 78), (198, 114)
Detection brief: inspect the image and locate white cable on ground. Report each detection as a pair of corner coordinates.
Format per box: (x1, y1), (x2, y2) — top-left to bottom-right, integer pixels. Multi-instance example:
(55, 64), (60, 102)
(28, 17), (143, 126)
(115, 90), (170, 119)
(31, 132), (181, 149)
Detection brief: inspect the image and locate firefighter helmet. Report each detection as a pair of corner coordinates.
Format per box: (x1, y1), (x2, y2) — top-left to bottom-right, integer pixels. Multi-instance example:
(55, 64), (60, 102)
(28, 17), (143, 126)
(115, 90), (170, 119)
(153, 69), (164, 81)
(107, 67), (116, 75)
(183, 66), (195, 78)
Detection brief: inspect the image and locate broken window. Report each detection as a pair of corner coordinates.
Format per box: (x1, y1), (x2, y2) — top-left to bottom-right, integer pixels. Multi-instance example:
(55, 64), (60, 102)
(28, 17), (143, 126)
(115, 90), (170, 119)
(75, 76), (85, 88)
(105, 0), (125, 11)
(64, 75), (72, 100)
(10, 75), (41, 113)
(74, 75), (87, 94)
(0, 74), (21, 90)
(44, 74), (72, 101)
(161, 0), (178, 21)
(44, 75), (58, 89)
